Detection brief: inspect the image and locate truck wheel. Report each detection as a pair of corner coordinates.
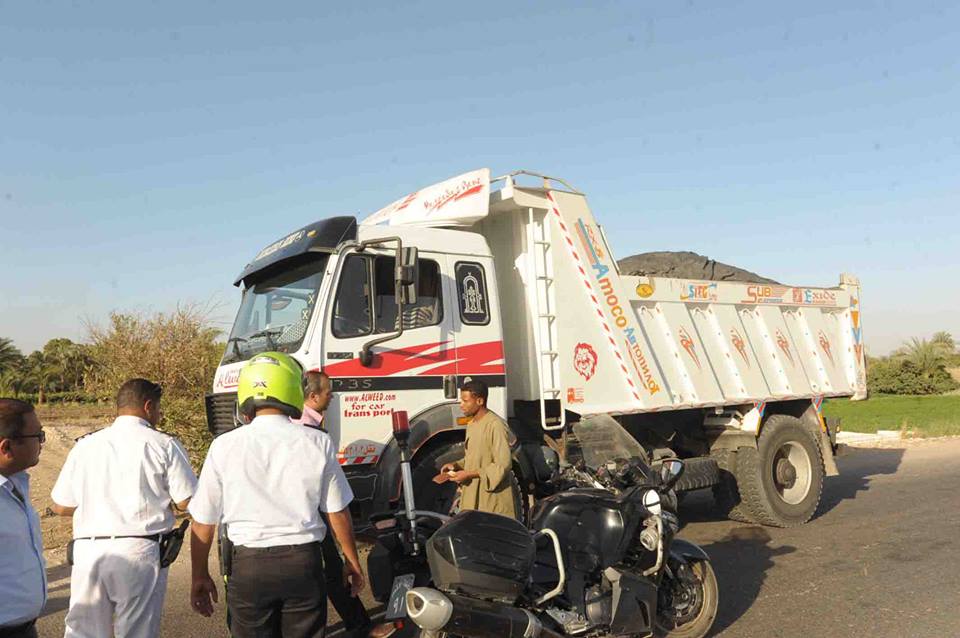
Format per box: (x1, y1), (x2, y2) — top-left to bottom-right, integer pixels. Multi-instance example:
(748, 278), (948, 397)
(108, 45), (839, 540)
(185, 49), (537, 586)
(736, 414), (825, 527)
(672, 456), (719, 493)
(711, 449), (754, 524)
(411, 442), (464, 516)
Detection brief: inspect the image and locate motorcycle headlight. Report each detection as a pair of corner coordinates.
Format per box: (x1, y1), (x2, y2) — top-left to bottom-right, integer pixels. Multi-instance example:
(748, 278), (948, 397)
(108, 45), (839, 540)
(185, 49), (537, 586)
(639, 525), (660, 551)
(642, 489), (662, 515)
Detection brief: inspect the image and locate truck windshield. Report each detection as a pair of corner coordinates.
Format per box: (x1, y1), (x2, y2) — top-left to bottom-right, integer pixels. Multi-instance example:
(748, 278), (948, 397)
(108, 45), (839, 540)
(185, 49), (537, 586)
(222, 255), (329, 365)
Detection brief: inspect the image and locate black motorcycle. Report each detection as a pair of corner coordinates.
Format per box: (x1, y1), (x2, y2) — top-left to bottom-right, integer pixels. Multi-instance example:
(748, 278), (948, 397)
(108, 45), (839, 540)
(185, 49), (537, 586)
(368, 413), (718, 638)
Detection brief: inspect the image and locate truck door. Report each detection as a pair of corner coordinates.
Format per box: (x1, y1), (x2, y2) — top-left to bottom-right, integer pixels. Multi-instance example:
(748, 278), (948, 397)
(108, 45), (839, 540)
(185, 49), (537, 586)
(321, 249), (457, 465)
(447, 256), (507, 416)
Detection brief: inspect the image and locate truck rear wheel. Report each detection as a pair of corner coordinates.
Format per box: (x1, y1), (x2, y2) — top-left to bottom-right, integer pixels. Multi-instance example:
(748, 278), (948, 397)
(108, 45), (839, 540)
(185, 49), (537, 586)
(711, 449), (753, 523)
(735, 414), (825, 527)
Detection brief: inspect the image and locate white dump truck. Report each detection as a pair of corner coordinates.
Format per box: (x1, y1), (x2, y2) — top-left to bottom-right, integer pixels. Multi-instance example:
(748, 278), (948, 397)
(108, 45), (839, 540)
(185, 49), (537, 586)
(206, 169), (867, 529)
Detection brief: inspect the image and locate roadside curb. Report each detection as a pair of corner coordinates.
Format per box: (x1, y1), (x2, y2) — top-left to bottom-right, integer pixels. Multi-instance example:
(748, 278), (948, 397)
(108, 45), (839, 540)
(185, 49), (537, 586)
(837, 431), (960, 448)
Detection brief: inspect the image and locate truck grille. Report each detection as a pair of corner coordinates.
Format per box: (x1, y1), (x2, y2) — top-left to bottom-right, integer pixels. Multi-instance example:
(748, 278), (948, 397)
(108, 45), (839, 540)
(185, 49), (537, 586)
(205, 392), (238, 437)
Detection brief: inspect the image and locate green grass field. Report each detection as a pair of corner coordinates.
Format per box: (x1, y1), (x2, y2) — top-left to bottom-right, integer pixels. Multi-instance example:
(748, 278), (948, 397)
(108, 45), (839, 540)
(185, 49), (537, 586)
(823, 393), (960, 437)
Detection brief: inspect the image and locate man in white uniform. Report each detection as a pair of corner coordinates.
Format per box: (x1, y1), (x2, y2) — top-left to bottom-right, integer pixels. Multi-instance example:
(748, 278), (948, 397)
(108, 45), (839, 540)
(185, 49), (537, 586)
(51, 378), (198, 638)
(189, 352), (363, 638)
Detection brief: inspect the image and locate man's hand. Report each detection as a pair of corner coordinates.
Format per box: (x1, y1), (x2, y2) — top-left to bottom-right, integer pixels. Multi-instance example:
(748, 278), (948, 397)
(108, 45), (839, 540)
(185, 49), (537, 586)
(189, 522), (218, 616)
(328, 508), (366, 598)
(191, 574), (218, 617)
(448, 469), (478, 484)
(49, 502), (76, 516)
(343, 559), (365, 597)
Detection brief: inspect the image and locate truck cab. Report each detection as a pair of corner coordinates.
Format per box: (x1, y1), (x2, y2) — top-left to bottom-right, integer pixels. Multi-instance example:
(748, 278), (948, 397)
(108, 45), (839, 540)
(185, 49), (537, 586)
(207, 214), (508, 530)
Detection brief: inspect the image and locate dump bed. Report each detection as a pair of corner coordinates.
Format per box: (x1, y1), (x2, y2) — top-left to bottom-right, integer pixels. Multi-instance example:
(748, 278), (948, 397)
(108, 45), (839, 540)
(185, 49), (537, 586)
(362, 169), (868, 418)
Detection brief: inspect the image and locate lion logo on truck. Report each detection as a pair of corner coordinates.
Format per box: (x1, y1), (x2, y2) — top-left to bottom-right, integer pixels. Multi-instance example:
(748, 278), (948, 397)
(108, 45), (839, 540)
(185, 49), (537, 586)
(574, 343), (599, 381)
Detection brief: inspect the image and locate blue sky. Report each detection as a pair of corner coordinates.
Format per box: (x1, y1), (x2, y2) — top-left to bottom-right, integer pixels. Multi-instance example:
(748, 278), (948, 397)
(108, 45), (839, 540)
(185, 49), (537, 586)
(1, 1), (957, 355)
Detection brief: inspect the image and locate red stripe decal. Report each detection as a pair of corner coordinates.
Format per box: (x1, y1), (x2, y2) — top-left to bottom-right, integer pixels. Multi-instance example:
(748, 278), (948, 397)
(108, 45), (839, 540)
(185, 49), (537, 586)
(323, 340), (504, 377)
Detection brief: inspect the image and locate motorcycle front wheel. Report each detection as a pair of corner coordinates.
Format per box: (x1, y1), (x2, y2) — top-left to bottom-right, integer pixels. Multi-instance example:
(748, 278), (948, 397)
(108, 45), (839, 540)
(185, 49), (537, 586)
(655, 559), (719, 638)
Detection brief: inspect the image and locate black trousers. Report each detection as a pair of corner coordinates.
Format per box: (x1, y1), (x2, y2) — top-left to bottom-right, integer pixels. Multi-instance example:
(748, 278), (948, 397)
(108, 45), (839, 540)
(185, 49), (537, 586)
(320, 523), (371, 638)
(0, 619), (37, 638)
(228, 542), (327, 638)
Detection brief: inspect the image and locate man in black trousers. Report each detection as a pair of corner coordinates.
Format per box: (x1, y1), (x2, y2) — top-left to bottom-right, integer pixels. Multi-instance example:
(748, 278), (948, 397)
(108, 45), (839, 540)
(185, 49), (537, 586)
(298, 369), (395, 638)
(189, 352), (364, 638)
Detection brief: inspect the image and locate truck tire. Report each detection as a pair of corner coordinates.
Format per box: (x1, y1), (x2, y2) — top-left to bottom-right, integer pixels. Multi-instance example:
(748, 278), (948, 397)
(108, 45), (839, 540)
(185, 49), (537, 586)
(735, 414), (825, 527)
(672, 456), (720, 493)
(410, 442), (464, 516)
(711, 449), (754, 524)
(410, 442), (525, 520)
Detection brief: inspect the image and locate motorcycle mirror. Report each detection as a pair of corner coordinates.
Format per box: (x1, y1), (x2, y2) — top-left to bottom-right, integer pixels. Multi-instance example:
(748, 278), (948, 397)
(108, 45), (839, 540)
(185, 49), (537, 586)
(541, 446), (559, 475)
(659, 458), (685, 490)
(392, 410), (411, 446)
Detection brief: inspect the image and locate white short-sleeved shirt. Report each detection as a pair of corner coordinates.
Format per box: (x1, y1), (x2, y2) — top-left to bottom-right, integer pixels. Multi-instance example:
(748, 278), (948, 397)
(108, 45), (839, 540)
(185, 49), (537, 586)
(51, 416), (198, 538)
(189, 414), (353, 548)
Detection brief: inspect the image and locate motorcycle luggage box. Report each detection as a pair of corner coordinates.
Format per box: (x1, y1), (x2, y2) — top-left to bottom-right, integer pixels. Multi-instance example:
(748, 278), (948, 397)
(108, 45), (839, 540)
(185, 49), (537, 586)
(427, 510), (534, 602)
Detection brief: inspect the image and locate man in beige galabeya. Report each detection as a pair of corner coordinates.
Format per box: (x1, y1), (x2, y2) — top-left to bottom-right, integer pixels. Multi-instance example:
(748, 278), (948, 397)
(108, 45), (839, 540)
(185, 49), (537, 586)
(441, 379), (519, 519)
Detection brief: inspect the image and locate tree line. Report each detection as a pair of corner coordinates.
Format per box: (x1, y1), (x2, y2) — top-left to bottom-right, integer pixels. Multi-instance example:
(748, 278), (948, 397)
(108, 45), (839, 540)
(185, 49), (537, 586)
(0, 337), (96, 403)
(0, 305), (225, 465)
(867, 331), (959, 395)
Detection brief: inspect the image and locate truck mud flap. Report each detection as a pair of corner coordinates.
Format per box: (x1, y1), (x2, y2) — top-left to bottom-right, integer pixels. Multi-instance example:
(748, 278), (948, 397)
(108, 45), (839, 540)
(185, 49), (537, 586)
(674, 456), (720, 492)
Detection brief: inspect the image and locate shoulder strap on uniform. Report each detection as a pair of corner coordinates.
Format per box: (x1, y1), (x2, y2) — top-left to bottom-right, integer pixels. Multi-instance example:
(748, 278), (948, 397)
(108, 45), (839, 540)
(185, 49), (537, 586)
(75, 428), (104, 443)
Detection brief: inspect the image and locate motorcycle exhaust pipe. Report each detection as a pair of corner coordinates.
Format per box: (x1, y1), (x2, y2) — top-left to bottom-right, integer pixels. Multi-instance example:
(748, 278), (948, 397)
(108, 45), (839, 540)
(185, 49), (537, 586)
(406, 587), (565, 638)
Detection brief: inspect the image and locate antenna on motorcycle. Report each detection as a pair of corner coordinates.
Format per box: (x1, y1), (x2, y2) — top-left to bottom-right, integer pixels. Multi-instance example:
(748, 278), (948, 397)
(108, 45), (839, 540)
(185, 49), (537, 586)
(392, 410), (411, 446)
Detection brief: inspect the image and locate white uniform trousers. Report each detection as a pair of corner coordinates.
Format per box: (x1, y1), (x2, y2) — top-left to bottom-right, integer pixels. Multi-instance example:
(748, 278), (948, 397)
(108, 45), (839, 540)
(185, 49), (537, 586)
(64, 538), (168, 638)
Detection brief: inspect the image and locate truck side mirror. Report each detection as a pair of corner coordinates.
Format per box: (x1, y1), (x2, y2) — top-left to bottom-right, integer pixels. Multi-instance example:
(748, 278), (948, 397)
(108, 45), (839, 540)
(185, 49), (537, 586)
(396, 246), (418, 306)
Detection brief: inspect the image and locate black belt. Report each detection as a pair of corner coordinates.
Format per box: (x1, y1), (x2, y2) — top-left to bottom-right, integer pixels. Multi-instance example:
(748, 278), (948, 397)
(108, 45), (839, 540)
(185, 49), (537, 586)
(233, 541), (322, 556)
(0, 618), (36, 637)
(75, 534), (161, 541)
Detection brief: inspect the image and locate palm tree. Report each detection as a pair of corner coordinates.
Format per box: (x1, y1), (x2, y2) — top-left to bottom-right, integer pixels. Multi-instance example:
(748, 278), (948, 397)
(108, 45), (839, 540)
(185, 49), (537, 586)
(0, 367), (27, 398)
(23, 351), (56, 404)
(43, 338), (76, 392)
(896, 338), (947, 377)
(0, 337), (22, 373)
(931, 331), (956, 355)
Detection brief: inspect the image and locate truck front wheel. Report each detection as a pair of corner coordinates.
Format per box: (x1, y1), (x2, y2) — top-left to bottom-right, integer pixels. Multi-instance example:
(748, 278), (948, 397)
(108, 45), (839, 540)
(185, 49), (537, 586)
(735, 414), (825, 527)
(410, 442), (464, 516)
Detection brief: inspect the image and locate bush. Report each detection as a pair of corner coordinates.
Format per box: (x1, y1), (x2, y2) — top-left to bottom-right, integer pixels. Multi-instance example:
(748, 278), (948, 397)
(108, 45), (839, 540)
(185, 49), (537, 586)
(85, 305), (225, 467)
(868, 357), (959, 395)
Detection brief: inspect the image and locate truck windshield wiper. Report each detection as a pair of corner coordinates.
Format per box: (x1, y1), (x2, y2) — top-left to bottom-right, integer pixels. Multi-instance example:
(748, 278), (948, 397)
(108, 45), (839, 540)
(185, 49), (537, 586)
(225, 336), (247, 359)
(248, 328), (282, 350)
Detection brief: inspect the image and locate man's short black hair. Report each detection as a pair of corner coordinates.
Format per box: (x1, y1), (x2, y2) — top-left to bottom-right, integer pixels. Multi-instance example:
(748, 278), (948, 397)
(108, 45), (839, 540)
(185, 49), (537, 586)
(0, 398), (35, 439)
(303, 369), (330, 396)
(116, 378), (162, 410)
(460, 379), (488, 402)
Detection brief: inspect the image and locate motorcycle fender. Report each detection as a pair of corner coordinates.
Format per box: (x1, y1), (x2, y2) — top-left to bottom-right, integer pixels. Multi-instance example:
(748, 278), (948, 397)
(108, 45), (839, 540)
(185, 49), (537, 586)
(669, 539), (710, 565)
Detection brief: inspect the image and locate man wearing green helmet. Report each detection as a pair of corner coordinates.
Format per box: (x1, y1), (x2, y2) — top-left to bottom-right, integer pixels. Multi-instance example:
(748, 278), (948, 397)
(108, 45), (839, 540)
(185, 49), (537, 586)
(188, 352), (363, 638)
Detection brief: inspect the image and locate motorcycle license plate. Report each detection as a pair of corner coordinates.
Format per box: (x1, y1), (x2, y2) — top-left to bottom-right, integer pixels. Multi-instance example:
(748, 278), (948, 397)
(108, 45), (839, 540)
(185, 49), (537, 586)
(385, 573), (416, 620)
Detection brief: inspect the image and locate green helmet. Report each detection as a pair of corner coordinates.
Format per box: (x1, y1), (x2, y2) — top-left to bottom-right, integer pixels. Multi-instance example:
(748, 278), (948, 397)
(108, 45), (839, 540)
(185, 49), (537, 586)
(236, 351), (304, 420)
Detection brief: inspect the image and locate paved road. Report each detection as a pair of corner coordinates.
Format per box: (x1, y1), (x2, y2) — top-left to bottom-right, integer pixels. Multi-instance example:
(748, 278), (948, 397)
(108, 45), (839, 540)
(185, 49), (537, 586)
(36, 439), (960, 637)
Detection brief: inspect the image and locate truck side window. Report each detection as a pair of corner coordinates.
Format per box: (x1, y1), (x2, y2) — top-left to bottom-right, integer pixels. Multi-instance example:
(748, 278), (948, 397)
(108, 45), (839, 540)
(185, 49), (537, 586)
(332, 255), (372, 337)
(373, 257), (443, 333)
(455, 262), (490, 325)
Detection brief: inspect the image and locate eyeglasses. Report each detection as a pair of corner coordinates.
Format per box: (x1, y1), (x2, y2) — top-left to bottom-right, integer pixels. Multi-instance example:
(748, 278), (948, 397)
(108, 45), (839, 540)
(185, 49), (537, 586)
(10, 431), (45, 444)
